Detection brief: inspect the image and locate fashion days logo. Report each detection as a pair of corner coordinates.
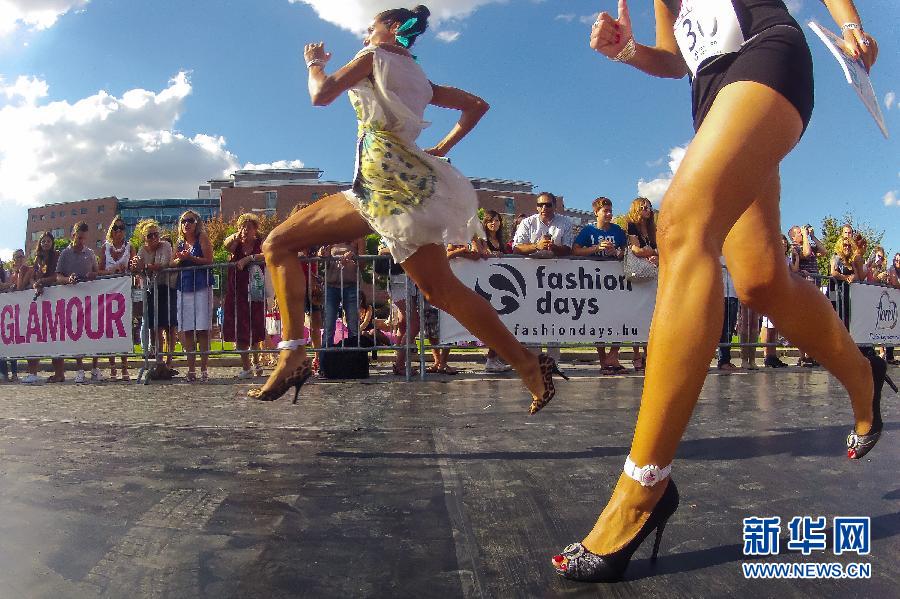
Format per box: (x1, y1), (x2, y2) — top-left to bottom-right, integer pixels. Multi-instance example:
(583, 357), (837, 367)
(474, 263), (527, 315)
(874, 291), (898, 331)
(741, 516), (872, 579)
(442, 259), (656, 344)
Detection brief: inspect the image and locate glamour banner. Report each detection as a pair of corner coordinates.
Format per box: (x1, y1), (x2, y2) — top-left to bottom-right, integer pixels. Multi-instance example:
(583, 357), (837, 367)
(849, 283), (900, 345)
(440, 258), (657, 344)
(0, 277), (133, 359)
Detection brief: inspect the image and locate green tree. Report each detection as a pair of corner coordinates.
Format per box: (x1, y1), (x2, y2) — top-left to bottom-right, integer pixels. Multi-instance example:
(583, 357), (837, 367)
(817, 213), (884, 275)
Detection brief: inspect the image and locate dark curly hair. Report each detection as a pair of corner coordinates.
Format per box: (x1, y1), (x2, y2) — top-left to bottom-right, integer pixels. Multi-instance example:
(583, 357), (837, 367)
(376, 5), (431, 48)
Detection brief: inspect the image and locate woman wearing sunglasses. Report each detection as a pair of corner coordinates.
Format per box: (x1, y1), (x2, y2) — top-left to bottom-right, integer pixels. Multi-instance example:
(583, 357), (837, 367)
(174, 211), (214, 382)
(99, 216), (135, 380)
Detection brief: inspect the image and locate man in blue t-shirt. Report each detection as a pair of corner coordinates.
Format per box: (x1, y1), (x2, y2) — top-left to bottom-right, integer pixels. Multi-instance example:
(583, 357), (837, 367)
(573, 196), (627, 259)
(573, 197), (628, 373)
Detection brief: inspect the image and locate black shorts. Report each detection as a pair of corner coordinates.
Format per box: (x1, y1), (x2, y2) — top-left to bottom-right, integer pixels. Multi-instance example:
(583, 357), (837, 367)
(692, 25), (814, 134)
(146, 286), (178, 330)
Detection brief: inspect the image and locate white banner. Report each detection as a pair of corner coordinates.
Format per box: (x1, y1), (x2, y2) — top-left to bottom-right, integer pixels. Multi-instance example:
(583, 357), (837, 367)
(0, 277), (134, 358)
(440, 258), (657, 344)
(849, 283), (900, 345)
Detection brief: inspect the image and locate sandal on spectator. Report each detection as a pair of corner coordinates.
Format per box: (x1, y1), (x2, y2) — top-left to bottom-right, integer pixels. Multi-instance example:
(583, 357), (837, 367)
(601, 364), (627, 375)
(392, 363), (419, 377)
(46, 374), (65, 384)
(440, 365), (459, 375)
(426, 364), (443, 374)
(717, 362), (737, 371)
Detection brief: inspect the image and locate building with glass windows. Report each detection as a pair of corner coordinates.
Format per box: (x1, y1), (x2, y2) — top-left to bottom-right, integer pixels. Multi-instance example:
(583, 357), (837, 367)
(118, 198), (220, 238)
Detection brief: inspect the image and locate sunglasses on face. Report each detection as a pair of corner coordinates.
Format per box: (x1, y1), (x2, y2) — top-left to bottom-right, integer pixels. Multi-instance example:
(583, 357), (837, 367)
(112, 225), (125, 231)
(181, 218), (196, 224)
(146, 232), (159, 239)
(537, 203), (553, 208)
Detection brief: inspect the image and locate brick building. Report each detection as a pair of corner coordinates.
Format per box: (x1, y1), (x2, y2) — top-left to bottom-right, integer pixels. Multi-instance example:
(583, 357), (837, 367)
(25, 196), (119, 251)
(216, 168), (352, 220)
(21, 170), (594, 253)
(470, 178), (593, 235)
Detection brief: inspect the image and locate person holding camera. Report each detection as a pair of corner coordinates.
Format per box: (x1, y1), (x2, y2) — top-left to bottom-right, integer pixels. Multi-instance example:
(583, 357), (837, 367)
(788, 224), (827, 366)
(512, 192), (574, 258)
(53, 222), (101, 383)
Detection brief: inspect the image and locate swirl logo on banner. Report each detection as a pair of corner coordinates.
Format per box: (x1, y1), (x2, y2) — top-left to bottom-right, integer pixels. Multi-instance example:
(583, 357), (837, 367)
(474, 262), (528, 315)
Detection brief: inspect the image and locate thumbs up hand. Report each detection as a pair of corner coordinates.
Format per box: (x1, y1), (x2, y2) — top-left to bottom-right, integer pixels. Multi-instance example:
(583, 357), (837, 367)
(589, 0), (633, 60)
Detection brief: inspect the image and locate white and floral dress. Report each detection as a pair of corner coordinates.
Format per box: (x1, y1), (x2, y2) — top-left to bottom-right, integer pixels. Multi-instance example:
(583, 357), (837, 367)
(342, 46), (483, 263)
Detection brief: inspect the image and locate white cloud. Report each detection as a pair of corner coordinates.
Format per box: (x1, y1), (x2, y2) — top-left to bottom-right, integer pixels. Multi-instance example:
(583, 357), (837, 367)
(436, 30), (461, 42)
(242, 160), (306, 170)
(885, 91), (896, 111)
(579, 13), (599, 25)
(287, 0), (501, 35)
(554, 14), (575, 22)
(637, 145), (688, 205)
(0, 247), (13, 260)
(884, 190), (899, 207)
(0, 0), (89, 37)
(0, 75), (49, 105)
(0, 72), (241, 208)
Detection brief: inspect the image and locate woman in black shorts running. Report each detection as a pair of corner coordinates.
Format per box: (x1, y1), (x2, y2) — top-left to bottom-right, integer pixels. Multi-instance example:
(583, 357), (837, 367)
(552, 0), (883, 583)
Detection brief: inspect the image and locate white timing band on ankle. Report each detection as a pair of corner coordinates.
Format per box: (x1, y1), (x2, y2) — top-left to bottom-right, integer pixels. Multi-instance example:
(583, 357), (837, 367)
(624, 456), (672, 487)
(277, 339), (309, 351)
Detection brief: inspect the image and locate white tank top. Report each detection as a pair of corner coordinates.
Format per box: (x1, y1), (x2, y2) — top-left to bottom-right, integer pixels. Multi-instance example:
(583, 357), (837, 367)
(104, 241), (130, 271)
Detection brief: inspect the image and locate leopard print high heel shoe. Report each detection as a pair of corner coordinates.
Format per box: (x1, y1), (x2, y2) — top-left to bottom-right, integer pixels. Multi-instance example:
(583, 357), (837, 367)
(248, 340), (313, 404)
(529, 354), (569, 415)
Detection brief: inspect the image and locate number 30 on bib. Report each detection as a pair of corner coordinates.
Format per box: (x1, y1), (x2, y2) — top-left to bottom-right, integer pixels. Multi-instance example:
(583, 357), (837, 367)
(675, 0), (745, 76)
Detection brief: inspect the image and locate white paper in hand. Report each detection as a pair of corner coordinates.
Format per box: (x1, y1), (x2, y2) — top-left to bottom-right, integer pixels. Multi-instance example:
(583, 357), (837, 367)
(808, 20), (887, 139)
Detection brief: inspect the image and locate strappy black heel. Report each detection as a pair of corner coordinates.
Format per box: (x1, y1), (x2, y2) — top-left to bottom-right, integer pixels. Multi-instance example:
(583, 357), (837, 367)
(248, 340), (313, 404)
(529, 353), (569, 415)
(552, 479), (680, 583)
(848, 351), (897, 459)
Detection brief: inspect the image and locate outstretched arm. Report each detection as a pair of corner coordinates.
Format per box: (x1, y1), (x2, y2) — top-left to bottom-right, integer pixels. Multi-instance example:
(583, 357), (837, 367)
(305, 43), (375, 106)
(590, 0), (687, 79)
(423, 84), (490, 157)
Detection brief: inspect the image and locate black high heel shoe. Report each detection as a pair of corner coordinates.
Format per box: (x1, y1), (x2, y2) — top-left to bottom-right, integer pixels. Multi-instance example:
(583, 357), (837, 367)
(529, 354), (569, 415)
(552, 480), (679, 583)
(248, 340), (313, 404)
(848, 352), (897, 459)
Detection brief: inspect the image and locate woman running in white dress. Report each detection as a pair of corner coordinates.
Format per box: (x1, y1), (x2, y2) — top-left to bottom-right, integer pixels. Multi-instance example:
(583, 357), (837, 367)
(250, 5), (566, 410)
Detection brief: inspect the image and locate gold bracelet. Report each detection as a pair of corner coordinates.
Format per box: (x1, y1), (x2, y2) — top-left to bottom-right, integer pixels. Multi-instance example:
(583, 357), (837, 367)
(613, 37), (636, 63)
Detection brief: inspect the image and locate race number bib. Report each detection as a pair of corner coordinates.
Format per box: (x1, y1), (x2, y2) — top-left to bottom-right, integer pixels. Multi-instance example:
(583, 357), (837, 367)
(675, 0), (745, 76)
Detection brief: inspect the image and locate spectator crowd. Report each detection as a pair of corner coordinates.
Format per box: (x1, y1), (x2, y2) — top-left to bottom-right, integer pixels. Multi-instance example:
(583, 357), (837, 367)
(2, 196), (898, 385)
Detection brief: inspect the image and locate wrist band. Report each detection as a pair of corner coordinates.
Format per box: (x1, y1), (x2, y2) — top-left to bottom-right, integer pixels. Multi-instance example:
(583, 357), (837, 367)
(306, 58), (326, 69)
(840, 22), (862, 33)
(613, 37), (636, 63)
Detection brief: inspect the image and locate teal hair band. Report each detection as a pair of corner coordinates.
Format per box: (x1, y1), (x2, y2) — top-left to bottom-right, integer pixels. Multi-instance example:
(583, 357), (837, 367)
(395, 16), (419, 48)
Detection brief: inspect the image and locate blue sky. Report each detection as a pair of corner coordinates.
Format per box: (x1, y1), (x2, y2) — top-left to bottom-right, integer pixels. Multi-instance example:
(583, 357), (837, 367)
(0, 0), (897, 259)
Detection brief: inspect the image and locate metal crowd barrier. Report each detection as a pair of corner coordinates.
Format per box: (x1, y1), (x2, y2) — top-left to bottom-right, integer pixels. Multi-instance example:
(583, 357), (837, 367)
(136, 254), (423, 384)
(4, 258), (896, 384)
